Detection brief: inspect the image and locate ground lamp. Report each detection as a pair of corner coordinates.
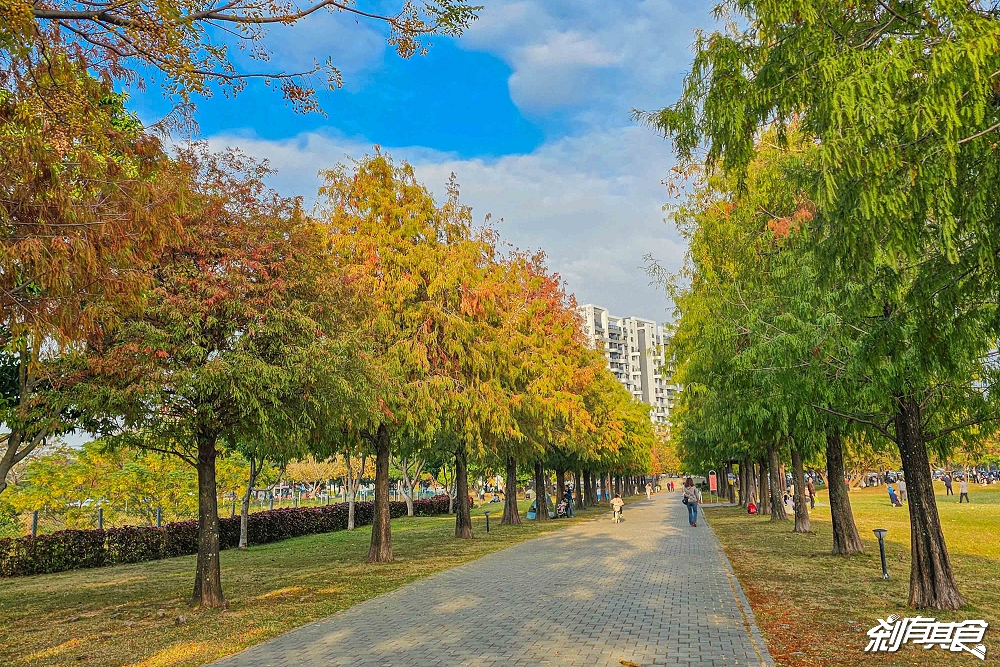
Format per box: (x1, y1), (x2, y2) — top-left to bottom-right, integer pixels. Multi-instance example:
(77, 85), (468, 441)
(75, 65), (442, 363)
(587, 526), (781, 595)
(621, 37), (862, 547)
(484, 511), (491, 533)
(873, 528), (889, 580)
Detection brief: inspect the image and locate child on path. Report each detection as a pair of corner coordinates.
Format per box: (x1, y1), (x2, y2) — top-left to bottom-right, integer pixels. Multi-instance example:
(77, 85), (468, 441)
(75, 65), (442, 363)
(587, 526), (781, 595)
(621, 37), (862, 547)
(645, 482), (653, 499)
(682, 477), (702, 527)
(611, 493), (625, 523)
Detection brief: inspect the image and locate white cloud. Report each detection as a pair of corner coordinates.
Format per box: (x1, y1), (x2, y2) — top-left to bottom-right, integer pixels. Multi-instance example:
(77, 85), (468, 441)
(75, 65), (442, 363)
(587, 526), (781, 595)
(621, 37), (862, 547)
(518, 31), (621, 68)
(198, 1), (723, 324)
(461, 0), (713, 120)
(207, 126), (684, 323)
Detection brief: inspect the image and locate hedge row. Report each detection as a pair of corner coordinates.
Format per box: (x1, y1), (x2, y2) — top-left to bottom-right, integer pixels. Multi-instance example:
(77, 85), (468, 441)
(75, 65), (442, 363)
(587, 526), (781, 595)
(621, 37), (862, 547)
(0, 495), (451, 577)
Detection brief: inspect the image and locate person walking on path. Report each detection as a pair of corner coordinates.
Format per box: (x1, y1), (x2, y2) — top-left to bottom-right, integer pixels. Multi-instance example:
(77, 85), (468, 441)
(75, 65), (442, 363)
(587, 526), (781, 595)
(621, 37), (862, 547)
(959, 476), (970, 503)
(943, 473), (954, 495)
(806, 477), (816, 510)
(682, 477), (702, 527)
(898, 478), (907, 502)
(645, 482), (653, 499)
(610, 493), (625, 523)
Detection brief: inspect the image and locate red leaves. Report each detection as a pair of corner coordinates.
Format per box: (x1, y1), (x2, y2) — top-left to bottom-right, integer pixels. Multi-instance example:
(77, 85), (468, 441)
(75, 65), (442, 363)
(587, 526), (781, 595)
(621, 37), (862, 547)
(767, 200), (815, 239)
(376, 397), (395, 421)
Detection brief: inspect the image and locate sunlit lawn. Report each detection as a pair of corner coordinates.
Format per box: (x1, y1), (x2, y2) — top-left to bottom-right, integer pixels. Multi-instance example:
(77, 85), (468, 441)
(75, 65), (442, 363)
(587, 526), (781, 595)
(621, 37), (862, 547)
(0, 500), (609, 667)
(706, 482), (1000, 667)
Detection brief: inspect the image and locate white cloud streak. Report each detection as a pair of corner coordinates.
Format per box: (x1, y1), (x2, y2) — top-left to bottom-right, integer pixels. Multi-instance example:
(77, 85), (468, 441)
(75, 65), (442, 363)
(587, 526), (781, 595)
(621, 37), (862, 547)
(207, 125), (683, 323)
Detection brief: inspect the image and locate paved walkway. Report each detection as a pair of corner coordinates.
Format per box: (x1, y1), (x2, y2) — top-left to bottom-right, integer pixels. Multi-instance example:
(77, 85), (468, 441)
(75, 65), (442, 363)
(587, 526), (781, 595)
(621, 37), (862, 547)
(213, 493), (773, 667)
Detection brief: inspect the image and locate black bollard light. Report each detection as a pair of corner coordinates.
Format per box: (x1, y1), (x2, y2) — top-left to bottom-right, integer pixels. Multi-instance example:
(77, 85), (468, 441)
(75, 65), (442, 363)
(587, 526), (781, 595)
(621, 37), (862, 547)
(873, 528), (889, 580)
(156, 507), (162, 527)
(98, 508), (104, 530)
(484, 511), (491, 533)
(31, 510), (38, 537)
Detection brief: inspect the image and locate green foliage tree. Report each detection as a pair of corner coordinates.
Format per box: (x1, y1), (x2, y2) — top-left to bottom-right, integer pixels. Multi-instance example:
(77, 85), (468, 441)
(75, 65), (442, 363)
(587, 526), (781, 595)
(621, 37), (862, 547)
(647, 8), (1000, 603)
(6, 440), (262, 530)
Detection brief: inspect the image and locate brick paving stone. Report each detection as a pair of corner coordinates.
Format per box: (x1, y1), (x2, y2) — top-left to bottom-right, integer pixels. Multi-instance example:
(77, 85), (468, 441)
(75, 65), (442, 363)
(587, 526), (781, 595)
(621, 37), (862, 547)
(212, 493), (773, 667)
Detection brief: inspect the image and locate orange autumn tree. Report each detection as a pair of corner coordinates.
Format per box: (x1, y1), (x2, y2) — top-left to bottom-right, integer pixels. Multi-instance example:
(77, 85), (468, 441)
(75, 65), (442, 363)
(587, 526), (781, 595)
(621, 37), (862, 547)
(496, 254), (597, 523)
(4, 0), (479, 113)
(318, 151), (491, 560)
(0, 60), (186, 497)
(436, 229), (526, 539)
(77, 147), (364, 607)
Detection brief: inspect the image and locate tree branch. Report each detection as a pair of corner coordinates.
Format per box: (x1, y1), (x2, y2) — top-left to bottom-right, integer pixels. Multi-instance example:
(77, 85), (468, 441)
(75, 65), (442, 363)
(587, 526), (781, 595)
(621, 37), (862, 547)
(811, 403), (896, 442)
(925, 415), (1000, 443)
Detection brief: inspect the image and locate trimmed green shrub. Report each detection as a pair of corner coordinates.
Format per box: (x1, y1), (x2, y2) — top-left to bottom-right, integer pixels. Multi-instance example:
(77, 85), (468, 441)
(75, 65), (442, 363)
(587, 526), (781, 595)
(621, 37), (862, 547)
(0, 495), (451, 577)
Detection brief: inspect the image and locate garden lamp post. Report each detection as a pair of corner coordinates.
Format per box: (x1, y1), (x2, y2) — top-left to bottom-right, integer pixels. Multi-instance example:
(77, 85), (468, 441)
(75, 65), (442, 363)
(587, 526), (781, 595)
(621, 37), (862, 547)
(484, 511), (491, 533)
(873, 528), (889, 580)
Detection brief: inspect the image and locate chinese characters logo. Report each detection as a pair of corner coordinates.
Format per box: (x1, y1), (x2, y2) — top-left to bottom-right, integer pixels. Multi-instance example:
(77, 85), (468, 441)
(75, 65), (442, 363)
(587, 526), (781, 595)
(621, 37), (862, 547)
(865, 615), (987, 660)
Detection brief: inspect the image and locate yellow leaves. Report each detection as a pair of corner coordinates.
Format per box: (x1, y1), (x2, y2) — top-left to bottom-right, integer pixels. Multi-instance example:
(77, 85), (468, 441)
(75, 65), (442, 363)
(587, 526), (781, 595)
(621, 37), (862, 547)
(311, 151), (653, 470)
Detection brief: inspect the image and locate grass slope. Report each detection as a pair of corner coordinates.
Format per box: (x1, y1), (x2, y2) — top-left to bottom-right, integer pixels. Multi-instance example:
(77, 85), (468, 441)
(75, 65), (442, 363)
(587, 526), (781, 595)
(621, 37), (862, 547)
(706, 483), (1000, 667)
(1, 501), (610, 667)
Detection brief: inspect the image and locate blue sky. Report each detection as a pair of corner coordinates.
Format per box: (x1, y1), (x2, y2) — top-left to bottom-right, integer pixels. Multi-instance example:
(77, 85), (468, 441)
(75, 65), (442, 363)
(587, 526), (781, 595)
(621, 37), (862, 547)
(133, 0), (718, 323)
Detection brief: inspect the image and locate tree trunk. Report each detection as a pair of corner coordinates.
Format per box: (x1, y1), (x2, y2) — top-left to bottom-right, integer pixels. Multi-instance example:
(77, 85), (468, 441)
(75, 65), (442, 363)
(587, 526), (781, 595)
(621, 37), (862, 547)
(758, 458), (770, 515)
(825, 427), (864, 555)
(396, 455), (423, 518)
(345, 452), (364, 530)
(501, 455), (521, 525)
(193, 432), (225, 607)
(575, 470), (585, 509)
(366, 423), (393, 563)
(768, 444), (787, 521)
(555, 469), (565, 515)
(790, 445), (810, 533)
(403, 485), (414, 517)
(454, 443), (473, 538)
(895, 395), (965, 609)
(533, 461), (549, 521)
(238, 456), (260, 549)
(739, 458), (750, 507)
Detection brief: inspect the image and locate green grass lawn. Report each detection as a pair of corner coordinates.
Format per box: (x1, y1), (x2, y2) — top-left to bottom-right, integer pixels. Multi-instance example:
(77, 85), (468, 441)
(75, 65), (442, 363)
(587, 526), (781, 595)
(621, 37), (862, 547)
(706, 482), (1000, 667)
(0, 501), (613, 667)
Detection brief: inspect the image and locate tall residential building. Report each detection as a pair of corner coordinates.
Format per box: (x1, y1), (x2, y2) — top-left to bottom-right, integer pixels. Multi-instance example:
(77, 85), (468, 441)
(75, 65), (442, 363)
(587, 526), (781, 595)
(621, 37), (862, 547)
(577, 304), (680, 424)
